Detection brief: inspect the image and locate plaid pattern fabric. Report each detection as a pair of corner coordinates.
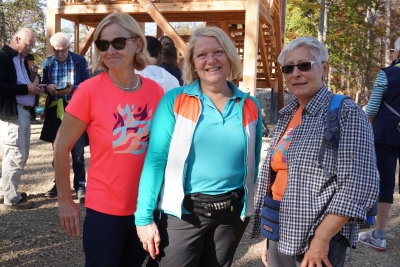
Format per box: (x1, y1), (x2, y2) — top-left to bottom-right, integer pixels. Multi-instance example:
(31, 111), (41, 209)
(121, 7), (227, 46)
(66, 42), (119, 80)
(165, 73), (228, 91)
(251, 87), (379, 256)
(51, 55), (74, 101)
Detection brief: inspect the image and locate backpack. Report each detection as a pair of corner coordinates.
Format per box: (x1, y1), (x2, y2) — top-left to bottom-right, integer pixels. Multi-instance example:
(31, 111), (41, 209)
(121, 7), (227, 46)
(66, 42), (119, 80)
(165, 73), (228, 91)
(318, 94), (378, 224)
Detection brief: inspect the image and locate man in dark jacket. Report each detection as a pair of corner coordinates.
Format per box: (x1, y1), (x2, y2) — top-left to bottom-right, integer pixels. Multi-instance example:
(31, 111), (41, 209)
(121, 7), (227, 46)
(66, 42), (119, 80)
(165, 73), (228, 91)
(39, 32), (90, 203)
(0, 28), (44, 209)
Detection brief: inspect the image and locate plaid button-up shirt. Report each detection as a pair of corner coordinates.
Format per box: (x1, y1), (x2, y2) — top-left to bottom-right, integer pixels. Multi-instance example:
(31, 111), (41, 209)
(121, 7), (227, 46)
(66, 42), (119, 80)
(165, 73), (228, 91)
(51, 55), (74, 101)
(252, 87), (379, 256)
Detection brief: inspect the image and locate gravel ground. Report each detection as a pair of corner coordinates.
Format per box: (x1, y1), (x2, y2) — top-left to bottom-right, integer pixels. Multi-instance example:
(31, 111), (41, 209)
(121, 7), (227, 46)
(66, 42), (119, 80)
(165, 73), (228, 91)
(0, 122), (399, 267)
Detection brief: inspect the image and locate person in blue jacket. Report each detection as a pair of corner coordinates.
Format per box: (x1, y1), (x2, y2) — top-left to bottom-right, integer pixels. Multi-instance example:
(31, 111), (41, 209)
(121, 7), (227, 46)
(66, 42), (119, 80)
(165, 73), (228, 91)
(135, 26), (262, 267)
(39, 32), (90, 202)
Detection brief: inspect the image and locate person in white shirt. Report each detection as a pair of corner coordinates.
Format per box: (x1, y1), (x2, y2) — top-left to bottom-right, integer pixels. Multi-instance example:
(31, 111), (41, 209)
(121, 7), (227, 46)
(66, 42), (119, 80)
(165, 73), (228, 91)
(136, 36), (179, 92)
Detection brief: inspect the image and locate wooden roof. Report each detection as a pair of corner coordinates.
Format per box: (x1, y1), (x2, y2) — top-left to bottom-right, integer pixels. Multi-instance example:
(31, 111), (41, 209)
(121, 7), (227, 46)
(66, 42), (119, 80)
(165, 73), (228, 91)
(47, 0), (286, 107)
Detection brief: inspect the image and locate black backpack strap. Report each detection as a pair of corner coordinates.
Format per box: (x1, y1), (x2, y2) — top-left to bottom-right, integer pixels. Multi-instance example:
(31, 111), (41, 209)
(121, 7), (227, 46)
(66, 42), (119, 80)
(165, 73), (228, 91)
(317, 95), (349, 175)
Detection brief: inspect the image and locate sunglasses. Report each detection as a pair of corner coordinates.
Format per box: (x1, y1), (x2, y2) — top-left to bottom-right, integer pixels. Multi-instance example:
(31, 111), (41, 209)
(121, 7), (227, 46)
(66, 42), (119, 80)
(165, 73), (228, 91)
(95, 36), (138, 52)
(280, 61), (321, 74)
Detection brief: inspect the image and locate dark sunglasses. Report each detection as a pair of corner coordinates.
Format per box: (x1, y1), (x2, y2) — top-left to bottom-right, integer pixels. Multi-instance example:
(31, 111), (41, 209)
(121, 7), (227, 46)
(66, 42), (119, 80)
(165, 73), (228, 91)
(280, 61), (321, 74)
(95, 36), (138, 52)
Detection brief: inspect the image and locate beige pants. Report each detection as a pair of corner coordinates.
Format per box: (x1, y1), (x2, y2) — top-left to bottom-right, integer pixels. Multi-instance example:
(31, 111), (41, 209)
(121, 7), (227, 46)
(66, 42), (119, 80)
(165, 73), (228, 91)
(0, 105), (31, 205)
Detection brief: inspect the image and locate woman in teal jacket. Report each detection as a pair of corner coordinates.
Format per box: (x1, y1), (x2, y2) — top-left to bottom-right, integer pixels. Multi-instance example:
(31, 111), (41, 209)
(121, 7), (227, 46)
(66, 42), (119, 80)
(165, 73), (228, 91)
(135, 27), (262, 267)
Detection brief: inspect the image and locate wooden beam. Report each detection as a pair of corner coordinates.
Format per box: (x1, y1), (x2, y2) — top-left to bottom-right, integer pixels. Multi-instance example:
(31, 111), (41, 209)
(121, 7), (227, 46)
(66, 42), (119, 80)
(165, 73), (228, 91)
(219, 21), (230, 36)
(258, 25), (272, 85)
(273, 2), (284, 109)
(138, 0), (186, 56)
(260, 2), (274, 27)
(79, 27), (95, 56)
(156, 25), (163, 38)
(74, 22), (80, 54)
(46, 9), (61, 56)
(242, 0), (260, 96)
(59, 1), (247, 14)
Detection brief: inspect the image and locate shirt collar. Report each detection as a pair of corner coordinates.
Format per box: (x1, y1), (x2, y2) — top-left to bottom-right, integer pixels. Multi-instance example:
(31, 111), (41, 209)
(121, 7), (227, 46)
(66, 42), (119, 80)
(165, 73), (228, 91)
(183, 79), (246, 100)
(279, 86), (333, 116)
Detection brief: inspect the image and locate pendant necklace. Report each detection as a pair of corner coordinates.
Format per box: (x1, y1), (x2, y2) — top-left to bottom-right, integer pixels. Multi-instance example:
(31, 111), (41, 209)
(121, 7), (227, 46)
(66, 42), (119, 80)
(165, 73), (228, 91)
(112, 75), (140, 92)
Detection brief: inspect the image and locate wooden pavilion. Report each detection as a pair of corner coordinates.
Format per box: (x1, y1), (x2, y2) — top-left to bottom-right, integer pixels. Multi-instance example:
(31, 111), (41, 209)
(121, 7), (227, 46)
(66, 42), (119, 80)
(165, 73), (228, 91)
(46, 0), (287, 108)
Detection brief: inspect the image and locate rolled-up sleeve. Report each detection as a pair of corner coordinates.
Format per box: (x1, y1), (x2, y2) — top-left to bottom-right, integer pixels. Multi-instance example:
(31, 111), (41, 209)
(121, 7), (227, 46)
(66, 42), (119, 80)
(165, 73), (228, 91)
(326, 102), (379, 220)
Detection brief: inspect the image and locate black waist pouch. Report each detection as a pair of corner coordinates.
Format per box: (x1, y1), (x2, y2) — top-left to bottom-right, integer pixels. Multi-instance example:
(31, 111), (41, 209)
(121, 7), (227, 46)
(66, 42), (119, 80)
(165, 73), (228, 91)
(260, 196), (281, 241)
(183, 189), (243, 218)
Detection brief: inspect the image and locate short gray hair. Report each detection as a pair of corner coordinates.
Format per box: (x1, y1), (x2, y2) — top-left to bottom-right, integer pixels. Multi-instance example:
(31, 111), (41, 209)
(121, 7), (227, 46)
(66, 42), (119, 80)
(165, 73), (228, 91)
(50, 32), (70, 47)
(278, 36), (329, 65)
(395, 37), (400, 51)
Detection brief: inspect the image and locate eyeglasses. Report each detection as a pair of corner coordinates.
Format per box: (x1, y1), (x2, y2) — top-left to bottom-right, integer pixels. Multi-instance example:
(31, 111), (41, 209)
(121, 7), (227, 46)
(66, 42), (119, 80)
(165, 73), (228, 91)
(53, 48), (69, 54)
(95, 36), (138, 52)
(280, 61), (321, 74)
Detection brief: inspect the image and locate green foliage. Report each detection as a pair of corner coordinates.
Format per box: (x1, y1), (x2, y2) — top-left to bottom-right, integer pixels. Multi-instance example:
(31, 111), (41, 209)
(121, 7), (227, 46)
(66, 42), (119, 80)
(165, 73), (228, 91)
(0, 0), (46, 65)
(285, 0), (400, 105)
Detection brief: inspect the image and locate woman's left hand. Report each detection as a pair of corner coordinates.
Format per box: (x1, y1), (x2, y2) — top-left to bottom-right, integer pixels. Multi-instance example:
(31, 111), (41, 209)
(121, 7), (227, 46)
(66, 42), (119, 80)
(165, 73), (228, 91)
(301, 237), (331, 267)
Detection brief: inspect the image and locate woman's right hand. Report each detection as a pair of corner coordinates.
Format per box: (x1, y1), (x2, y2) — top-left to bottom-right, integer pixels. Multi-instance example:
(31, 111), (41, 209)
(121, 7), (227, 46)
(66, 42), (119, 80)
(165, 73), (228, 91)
(136, 222), (161, 259)
(57, 197), (80, 236)
(262, 239), (268, 266)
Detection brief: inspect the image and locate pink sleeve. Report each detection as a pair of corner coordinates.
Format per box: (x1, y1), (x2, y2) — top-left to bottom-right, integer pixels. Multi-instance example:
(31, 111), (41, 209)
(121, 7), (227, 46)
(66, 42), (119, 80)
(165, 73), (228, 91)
(65, 84), (92, 123)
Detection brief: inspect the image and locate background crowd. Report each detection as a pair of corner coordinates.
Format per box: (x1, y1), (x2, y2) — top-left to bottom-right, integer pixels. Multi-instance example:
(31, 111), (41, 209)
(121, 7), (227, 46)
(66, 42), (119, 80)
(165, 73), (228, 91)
(0, 11), (399, 267)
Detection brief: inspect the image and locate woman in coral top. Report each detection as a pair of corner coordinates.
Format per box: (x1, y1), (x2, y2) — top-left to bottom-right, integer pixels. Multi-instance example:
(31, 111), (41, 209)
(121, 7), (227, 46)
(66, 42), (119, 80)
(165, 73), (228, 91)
(252, 37), (379, 267)
(53, 13), (163, 266)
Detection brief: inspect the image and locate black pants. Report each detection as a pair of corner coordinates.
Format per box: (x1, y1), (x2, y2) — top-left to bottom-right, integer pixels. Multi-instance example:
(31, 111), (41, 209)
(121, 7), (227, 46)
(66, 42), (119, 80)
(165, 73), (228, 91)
(375, 143), (400, 203)
(83, 208), (147, 267)
(156, 209), (249, 267)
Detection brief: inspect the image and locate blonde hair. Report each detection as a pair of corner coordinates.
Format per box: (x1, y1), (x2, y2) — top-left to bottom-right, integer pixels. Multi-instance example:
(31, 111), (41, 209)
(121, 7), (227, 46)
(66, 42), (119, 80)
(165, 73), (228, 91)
(92, 12), (151, 72)
(182, 26), (242, 85)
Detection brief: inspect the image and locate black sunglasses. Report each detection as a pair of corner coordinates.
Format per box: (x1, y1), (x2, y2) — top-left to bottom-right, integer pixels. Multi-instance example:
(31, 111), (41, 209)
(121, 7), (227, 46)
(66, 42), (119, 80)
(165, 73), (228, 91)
(280, 61), (321, 74)
(95, 36), (138, 52)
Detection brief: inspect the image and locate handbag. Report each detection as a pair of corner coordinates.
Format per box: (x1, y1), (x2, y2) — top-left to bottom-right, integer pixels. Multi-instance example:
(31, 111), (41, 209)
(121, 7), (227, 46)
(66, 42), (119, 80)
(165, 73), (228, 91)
(260, 196), (281, 241)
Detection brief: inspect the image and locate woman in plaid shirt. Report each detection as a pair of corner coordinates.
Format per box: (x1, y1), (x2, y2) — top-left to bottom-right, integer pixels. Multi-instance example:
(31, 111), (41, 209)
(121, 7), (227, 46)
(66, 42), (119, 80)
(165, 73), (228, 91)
(252, 37), (379, 267)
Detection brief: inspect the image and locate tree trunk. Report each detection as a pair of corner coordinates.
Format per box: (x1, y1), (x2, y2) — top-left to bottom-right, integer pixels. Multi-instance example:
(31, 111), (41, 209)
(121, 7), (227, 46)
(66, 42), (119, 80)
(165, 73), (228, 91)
(0, 0), (7, 45)
(318, 0), (327, 42)
(384, 0), (392, 66)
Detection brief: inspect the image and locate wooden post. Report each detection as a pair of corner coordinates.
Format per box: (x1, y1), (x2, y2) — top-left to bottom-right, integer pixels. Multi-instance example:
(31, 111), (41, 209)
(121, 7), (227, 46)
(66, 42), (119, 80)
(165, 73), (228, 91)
(74, 22), (80, 54)
(242, 0), (260, 96)
(46, 5), (61, 56)
(138, 0), (186, 56)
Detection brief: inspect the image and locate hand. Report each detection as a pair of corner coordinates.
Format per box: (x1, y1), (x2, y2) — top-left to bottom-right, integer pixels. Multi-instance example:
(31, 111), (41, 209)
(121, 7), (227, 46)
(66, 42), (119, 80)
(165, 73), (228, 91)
(57, 197), (81, 236)
(47, 84), (58, 95)
(262, 239), (268, 266)
(27, 83), (44, 95)
(301, 237), (331, 267)
(136, 222), (161, 259)
(57, 83), (73, 96)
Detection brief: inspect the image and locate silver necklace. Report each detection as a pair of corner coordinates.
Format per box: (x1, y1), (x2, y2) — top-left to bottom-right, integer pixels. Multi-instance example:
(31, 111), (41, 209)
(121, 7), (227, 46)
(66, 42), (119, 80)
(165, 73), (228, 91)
(112, 75), (140, 91)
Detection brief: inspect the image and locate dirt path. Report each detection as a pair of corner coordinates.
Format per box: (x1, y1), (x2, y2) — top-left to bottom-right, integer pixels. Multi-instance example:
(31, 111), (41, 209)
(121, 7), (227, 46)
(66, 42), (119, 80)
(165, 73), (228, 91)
(1, 123), (399, 266)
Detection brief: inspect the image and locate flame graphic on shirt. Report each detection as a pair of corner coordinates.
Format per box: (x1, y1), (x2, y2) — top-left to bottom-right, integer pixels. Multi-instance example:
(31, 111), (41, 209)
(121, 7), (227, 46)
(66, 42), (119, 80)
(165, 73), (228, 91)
(112, 103), (153, 154)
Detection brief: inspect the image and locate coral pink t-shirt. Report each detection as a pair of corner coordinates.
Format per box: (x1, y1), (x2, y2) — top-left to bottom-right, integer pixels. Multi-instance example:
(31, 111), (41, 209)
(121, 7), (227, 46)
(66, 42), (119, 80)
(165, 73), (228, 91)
(66, 72), (164, 216)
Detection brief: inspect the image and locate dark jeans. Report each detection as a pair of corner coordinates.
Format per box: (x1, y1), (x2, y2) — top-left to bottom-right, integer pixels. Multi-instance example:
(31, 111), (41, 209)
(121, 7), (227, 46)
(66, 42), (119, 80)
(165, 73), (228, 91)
(83, 208), (147, 267)
(266, 233), (348, 267)
(375, 143), (400, 203)
(156, 209), (249, 267)
(71, 133), (86, 191)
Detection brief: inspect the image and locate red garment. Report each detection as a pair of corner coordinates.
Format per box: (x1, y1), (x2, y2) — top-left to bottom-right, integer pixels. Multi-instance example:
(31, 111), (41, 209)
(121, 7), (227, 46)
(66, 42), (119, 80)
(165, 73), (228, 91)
(66, 72), (163, 215)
